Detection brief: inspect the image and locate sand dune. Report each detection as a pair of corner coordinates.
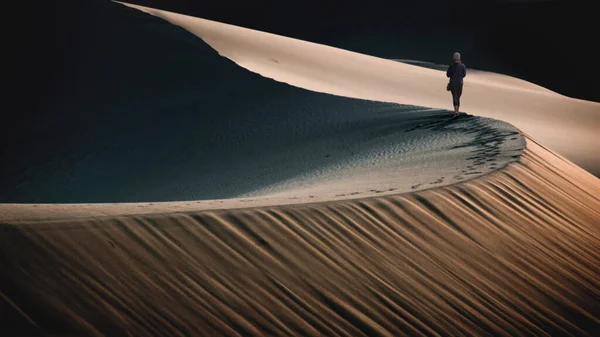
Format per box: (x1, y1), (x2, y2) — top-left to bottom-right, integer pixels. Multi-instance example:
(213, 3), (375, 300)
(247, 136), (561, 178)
(1, 3), (599, 336)
(1, 136), (599, 336)
(1, 3), (524, 204)
(120, 2), (600, 176)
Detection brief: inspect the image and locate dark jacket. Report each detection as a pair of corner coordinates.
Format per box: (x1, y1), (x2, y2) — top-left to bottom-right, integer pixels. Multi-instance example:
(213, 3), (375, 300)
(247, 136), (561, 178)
(446, 62), (467, 86)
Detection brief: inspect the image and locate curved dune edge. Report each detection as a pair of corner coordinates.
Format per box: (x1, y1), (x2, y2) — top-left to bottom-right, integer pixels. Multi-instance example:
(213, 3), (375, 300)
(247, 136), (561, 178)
(1, 136), (599, 336)
(118, 2), (600, 176)
(0, 112), (529, 211)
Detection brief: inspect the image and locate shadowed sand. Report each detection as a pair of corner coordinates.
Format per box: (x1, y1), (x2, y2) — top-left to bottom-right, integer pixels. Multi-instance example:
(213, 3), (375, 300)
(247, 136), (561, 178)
(1, 136), (599, 336)
(0, 3), (524, 204)
(120, 2), (600, 176)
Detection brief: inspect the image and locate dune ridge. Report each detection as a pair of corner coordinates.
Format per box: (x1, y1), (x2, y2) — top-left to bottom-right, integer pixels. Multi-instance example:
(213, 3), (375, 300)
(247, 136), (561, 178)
(1, 135), (599, 336)
(119, 2), (600, 176)
(0, 1), (526, 204)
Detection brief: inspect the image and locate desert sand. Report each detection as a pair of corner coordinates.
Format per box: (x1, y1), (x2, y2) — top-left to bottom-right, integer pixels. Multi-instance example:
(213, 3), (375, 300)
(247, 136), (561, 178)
(2, 136), (599, 336)
(121, 2), (599, 176)
(0, 2), (599, 336)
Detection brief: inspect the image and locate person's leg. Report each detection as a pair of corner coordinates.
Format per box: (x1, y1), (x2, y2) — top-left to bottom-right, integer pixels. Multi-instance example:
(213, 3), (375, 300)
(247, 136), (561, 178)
(451, 86), (460, 115)
(451, 85), (462, 115)
(455, 85), (463, 114)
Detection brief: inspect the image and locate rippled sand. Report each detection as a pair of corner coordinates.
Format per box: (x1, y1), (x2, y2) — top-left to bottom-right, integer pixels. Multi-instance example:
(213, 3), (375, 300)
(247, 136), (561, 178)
(2, 136), (599, 336)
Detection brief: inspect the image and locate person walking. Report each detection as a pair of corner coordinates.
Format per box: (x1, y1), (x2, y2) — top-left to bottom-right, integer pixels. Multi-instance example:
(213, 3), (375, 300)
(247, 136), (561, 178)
(446, 52), (467, 116)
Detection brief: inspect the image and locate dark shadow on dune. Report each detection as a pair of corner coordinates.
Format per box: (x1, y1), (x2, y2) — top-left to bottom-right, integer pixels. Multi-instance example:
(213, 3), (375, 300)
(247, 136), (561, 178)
(0, 2), (459, 203)
(1, 2), (525, 204)
(0, 1), (431, 203)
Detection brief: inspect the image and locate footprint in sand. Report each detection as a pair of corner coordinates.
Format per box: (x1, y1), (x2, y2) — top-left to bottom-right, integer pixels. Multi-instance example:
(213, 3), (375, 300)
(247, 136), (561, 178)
(430, 177), (445, 184)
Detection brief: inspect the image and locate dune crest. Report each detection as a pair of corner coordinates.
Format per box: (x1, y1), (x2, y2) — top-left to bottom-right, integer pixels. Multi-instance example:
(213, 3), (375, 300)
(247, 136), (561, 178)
(1, 2), (526, 204)
(119, 2), (600, 176)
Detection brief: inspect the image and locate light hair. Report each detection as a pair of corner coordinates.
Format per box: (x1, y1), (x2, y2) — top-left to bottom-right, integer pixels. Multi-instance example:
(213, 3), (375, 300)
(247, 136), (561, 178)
(453, 52), (461, 62)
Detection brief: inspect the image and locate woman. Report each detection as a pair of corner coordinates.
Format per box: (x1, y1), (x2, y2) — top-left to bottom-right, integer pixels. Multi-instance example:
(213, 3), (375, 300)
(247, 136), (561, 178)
(446, 52), (467, 116)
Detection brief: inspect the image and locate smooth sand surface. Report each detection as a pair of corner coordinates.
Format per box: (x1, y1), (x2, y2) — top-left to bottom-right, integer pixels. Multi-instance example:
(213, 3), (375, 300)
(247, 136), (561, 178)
(121, 2), (600, 176)
(0, 3), (598, 336)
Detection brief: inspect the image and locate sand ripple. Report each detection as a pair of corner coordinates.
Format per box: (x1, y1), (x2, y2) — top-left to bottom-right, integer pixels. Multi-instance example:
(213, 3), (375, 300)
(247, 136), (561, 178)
(1, 137), (598, 336)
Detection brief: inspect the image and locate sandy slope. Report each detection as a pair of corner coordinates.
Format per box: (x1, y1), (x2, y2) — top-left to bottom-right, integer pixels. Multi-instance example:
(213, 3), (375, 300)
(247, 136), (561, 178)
(120, 2), (600, 176)
(0, 2), (525, 204)
(1, 136), (599, 336)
